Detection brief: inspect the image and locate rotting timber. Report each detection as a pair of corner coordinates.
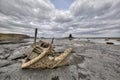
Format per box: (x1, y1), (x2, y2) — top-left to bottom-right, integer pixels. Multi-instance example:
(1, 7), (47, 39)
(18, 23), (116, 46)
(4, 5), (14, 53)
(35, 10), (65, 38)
(21, 40), (72, 69)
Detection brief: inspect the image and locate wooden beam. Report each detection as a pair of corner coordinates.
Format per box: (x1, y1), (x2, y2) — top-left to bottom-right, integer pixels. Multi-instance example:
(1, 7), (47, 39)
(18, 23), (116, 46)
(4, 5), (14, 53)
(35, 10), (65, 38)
(34, 28), (38, 44)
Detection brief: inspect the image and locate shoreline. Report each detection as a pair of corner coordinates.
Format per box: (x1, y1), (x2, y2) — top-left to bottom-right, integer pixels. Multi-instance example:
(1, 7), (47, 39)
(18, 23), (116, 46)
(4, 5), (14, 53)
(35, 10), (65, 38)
(0, 39), (120, 80)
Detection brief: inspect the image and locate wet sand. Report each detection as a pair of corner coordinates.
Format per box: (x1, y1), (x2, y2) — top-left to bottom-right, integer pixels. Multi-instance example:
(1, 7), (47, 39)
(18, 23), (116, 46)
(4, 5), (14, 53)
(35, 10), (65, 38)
(0, 39), (120, 80)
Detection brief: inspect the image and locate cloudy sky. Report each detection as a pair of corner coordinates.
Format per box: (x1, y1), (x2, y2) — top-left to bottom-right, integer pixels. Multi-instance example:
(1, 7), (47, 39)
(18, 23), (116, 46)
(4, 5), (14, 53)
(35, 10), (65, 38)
(0, 0), (120, 37)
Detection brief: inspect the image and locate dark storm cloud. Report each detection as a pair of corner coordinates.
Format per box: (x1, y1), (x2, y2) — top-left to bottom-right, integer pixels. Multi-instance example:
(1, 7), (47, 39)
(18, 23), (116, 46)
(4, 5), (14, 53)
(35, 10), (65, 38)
(53, 16), (72, 23)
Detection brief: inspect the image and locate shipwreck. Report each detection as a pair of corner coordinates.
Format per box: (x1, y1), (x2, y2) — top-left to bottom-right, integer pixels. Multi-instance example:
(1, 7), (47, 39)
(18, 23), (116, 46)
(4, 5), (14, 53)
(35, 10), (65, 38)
(21, 40), (72, 69)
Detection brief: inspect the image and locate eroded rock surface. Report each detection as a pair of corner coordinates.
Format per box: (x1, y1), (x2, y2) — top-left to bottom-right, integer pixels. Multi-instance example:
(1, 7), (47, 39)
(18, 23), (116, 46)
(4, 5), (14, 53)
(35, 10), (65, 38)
(0, 39), (120, 80)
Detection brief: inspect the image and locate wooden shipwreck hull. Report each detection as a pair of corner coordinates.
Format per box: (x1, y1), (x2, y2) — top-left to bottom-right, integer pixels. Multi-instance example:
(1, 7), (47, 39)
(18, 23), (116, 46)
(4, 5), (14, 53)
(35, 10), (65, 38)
(21, 40), (72, 69)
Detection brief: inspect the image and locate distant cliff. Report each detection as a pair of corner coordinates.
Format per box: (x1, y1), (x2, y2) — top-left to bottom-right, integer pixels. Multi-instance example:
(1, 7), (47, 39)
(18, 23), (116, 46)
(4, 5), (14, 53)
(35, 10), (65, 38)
(0, 33), (30, 41)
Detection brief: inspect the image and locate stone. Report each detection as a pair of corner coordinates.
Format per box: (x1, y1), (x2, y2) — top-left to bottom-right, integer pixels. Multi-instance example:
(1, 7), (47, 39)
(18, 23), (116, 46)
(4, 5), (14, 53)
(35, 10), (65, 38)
(0, 60), (12, 67)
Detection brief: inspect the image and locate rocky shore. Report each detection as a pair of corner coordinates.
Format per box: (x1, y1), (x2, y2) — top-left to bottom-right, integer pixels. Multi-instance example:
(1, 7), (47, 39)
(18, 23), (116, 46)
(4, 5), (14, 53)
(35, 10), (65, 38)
(0, 39), (120, 80)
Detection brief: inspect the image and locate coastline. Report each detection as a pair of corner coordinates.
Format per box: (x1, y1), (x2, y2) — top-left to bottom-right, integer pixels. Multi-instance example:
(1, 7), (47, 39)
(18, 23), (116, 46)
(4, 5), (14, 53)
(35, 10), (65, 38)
(0, 39), (120, 80)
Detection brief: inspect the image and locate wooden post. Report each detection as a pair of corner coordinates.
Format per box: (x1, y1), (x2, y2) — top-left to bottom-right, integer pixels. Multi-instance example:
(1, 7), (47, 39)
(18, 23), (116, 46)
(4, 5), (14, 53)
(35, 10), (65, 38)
(34, 28), (38, 44)
(51, 38), (54, 44)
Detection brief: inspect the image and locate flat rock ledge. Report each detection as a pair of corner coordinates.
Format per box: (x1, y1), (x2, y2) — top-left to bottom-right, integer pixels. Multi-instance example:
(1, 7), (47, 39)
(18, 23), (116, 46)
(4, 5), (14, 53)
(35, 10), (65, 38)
(0, 39), (120, 80)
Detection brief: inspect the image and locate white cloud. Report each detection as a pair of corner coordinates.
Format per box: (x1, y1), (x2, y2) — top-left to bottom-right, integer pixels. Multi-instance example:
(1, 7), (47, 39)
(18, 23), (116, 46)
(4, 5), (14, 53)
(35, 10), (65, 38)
(68, 0), (120, 37)
(0, 0), (120, 37)
(70, 0), (120, 18)
(51, 10), (73, 23)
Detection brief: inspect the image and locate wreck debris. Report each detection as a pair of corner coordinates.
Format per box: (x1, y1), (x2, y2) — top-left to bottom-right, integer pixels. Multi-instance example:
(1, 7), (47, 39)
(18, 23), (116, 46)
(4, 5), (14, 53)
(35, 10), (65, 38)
(106, 42), (114, 45)
(51, 38), (54, 44)
(51, 76), (59, 80)
(21, 40), (72, 69)
(34, 28), (38, 44)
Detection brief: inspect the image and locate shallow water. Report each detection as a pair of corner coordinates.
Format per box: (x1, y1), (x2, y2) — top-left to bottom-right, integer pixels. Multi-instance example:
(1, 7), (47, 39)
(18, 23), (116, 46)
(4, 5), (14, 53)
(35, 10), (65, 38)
(90, 39), (120, 45)
(73, 38), (120, 45)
